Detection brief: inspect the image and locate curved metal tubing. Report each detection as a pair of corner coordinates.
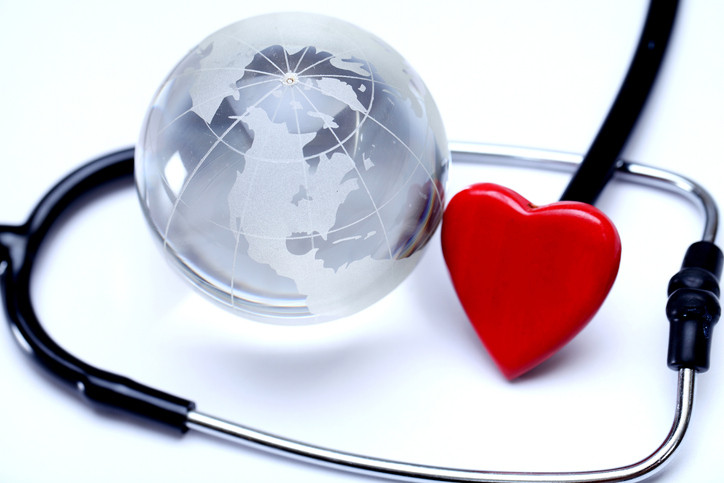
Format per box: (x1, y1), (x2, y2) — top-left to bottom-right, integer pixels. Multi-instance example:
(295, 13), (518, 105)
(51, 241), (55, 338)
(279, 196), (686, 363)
(188, 368), (694, 483)
(183, 143), (712, 482)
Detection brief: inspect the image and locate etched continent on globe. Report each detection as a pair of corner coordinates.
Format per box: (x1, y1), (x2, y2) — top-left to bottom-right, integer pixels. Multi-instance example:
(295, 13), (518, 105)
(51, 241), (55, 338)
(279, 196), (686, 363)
(136, 13), (449, 322)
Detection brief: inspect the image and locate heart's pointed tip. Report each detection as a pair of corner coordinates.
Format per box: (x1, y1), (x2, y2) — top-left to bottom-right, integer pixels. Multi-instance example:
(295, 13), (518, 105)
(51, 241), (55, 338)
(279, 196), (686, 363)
(496, 354), (546, 381)
(501, 368), (521, 381)
(501, 361), (551, 381)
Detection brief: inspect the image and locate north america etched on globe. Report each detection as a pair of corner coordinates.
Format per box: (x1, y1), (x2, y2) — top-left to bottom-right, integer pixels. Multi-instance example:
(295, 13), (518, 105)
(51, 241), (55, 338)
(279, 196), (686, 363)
(137, 13), (448, 321)
(213, 45), (420, 315)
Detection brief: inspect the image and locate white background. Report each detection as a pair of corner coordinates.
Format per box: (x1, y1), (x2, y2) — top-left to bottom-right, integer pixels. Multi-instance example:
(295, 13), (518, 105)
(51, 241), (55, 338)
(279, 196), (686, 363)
(1, 1), (723, 482)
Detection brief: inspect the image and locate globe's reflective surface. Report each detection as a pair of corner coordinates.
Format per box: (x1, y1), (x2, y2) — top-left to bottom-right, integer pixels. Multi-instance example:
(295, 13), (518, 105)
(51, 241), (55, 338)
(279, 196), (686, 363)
(136, 12), (449, 322)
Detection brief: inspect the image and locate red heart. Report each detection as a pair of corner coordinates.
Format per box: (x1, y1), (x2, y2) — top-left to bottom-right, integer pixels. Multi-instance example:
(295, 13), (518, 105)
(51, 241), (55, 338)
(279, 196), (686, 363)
(441, 183), (621, 380)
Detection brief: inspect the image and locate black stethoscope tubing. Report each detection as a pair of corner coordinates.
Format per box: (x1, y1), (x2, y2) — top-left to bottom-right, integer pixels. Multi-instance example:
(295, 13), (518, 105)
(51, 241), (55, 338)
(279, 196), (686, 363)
(0, 147), (196, 431)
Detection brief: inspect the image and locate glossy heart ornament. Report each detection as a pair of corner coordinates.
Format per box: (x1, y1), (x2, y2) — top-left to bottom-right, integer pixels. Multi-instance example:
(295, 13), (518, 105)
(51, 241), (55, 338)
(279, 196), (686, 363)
(442, 183), (621, 379)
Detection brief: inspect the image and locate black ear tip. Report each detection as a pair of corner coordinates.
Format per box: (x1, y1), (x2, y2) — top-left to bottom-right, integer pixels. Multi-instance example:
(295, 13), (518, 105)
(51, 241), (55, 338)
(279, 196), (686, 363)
(667, 242), (723, 372)
(681, 241), (723, 280)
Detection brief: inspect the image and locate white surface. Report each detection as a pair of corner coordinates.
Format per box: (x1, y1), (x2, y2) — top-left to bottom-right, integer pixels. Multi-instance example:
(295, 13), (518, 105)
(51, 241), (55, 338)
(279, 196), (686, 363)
(0, 1), (722, 482)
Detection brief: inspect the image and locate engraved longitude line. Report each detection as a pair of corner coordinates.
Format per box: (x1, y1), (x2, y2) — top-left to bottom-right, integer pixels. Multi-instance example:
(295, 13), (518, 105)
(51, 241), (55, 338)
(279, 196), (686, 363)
(297, 73), (394, 90)
(295, 48), (359, 76)
(276, 30), (292, 73)
(294, 86), (393, 259)
(202, 82), (284, 151)
(244, 68), (284, 76)
(160, 77), (280, 134)
(229, 73), (288, 304)
(329, 37), (374, 177)
(293, 46), (310, 71)
(284, 40), (390, 248)
(236, 98), (373, 165)
(290, 87), (316, 251)
(270, 84), (289, 123)
(201, 122), (246, 156)
(298, 73), (370, 81)
(230, 225), (243, 306)
(282, 44), (291, 72)
(296, 21), (374, 83)
(223, 34), (286, 75)
(163, 82), (284, 246)
(197, 80), (294, 157)
(365, 113), (443, 203)
(229, 160), (261, 306)
(287, 164), (420, 236)
(293, 45), (375, 159)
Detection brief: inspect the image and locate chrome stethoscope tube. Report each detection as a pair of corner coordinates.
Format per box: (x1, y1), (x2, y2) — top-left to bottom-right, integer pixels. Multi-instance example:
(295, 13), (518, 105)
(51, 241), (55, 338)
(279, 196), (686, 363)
(188, 369), (694, 483)
(182, 142), (716, 483)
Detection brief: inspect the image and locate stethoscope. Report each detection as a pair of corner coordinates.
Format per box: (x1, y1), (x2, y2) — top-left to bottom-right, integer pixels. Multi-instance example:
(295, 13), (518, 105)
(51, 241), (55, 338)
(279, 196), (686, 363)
(1, 1), (722, 482)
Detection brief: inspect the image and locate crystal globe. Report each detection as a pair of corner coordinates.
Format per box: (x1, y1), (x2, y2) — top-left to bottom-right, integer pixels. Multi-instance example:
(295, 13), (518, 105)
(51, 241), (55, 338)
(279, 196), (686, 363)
(136, 12), (449, 322)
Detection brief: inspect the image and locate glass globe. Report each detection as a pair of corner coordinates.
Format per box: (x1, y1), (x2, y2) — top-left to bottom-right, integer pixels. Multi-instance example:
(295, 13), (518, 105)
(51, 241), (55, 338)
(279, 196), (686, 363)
(136, 12), (449, 322)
